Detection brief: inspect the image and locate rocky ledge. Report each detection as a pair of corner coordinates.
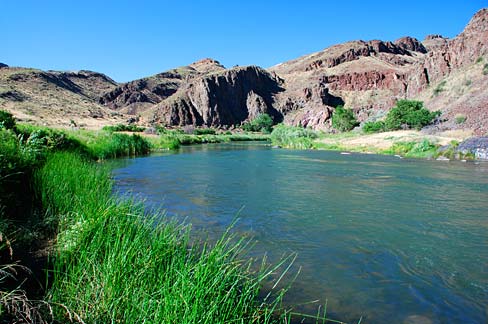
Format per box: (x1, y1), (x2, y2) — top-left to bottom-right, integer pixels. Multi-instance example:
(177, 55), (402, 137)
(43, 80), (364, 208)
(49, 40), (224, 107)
(457, 137), (488, 159)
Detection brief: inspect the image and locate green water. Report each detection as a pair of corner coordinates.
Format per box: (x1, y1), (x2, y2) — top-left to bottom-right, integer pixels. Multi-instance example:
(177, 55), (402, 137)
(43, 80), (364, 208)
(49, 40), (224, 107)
(112, 143), (488, 323)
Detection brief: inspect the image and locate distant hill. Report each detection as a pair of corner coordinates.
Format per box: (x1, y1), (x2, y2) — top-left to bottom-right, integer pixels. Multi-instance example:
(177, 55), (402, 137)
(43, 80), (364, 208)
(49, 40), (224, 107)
(1, 8), (487, 134)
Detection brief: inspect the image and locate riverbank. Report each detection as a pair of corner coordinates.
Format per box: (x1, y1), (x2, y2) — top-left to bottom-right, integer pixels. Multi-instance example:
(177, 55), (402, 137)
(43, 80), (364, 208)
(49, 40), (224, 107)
(270, 124), (478, 160)
(0, 121), (301, 323)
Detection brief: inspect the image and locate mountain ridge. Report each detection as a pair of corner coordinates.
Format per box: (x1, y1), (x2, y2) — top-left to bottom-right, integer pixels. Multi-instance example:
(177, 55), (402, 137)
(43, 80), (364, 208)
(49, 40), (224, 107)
(1, 8), (487, 133)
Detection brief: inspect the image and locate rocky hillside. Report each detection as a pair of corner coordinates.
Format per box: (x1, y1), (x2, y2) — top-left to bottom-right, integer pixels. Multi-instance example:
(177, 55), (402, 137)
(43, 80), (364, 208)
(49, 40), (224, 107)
(0, 66), (123, 128)
(0, 8), (486, 133)
(269, 8), (488, 133)
(99, 59), (226, 115)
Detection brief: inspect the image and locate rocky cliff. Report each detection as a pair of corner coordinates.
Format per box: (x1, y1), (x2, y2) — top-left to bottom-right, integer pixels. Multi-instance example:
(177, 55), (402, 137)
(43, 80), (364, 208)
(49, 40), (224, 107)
(148, 66), (284, 127)
(99, 59), (226, 114)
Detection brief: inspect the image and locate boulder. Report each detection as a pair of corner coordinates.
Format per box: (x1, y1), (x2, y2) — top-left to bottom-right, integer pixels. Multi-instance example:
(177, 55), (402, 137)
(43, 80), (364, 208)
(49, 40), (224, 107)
(457, 136), (488, 159)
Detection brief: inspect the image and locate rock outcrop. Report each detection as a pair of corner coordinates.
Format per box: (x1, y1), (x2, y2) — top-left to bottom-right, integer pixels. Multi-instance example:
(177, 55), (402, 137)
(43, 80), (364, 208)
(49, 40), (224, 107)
(99, 59), (225, 114)
(457, 137), (488, 159)
(149, 66), (284, 127)
(269, 8), (488, 132)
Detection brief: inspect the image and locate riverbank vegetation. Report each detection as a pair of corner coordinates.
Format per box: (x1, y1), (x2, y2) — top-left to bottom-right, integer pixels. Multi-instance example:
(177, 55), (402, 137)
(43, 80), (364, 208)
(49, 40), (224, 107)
(1, 110), (324, 323)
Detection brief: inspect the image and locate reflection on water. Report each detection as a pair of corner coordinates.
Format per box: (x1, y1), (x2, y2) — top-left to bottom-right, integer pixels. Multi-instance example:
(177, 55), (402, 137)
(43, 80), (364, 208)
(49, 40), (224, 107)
(112, 143), (488, 324)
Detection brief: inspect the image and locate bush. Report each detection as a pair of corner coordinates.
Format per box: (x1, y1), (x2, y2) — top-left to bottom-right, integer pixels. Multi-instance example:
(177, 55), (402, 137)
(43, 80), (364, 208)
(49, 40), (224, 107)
(331, 106), (359, 132)
(483, 63), (488, 75)
(363, 121), (385, 133)
(384, 100), (440, 131)
(242, 114), (274, 133)
(455, 114), (467, 124)
(0, 110), (16, 130)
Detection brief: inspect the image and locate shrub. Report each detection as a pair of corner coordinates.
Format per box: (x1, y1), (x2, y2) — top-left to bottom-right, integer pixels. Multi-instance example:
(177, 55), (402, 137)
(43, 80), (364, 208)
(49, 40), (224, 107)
(0, 110), (16, 130)
(455, 114), (467, 124)
(242, 114), (274, 133)
(432, 80), (446, 96)
(384, 100), (440, 131)
(363, 121), (385, 133)
(483, 63), (488, 75)
(331, 106), (359, 132)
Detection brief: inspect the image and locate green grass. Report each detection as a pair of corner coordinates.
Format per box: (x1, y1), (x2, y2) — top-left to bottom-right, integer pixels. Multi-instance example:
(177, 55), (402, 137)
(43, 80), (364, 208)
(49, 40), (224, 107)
(382, 140), (438, 158)
(102, 124), (146, 132)
(36, 152), (293, 323)
(270, 124), (318, 149)
(151, 131), (270, 150)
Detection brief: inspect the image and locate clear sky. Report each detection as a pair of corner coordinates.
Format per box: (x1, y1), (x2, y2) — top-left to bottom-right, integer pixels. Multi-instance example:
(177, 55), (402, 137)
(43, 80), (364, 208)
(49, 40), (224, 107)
(2, 1), (486, 82)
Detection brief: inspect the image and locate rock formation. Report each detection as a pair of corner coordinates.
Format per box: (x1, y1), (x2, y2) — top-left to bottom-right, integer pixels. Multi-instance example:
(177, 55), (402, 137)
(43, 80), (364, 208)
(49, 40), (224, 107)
(148, 66), (284, 127)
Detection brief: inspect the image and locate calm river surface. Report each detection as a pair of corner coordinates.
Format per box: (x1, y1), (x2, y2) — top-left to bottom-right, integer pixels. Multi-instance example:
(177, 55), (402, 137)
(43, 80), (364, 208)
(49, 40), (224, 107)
(112, 143), (488, 323)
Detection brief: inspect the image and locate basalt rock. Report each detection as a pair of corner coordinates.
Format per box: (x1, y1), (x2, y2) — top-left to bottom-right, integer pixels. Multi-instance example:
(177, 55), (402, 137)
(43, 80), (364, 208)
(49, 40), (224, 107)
(457, 137), (488, 159)
(150, 66), (284, 127)
(269, 8), (488, 132)
(100, 58), (226, 113)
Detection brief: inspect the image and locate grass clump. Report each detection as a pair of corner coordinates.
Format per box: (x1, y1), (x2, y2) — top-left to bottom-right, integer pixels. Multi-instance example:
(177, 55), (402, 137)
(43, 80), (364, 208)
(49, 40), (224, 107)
(270, 124), (318, 149)
(81, 132), (151, 159)
(331, 106), (359, 132)
(454, 114), (467, 124)
(483, 63), (488, 76)
(383, 139), (438, 158)
(192, 127), (217, 135)
(432, 80), (447, 96)
(36, 152), (292, 323)
(102, 124), (146, 132)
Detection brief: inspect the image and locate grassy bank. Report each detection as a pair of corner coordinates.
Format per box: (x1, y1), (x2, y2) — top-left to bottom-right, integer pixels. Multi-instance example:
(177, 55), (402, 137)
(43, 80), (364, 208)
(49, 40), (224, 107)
(149, 128), (270, 150)
(37, 152), (289, 323)
(0, 121), (305, 323)
(270, 124), (472, 160)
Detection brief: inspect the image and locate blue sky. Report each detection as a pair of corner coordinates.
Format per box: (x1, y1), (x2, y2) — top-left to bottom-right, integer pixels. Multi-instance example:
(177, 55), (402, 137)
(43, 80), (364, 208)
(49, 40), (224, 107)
(2, 1), (486, 82)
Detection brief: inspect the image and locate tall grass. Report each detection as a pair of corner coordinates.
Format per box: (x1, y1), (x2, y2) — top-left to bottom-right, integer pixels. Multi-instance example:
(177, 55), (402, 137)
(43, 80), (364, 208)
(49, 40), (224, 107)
(151, 131), (270, 150)
(270, 124), (318, 149)
(36, 152), (292, 323)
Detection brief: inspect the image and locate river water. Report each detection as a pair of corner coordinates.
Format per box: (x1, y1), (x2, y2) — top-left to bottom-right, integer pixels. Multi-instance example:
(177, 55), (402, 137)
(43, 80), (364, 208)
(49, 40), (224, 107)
(111, 143), (488, 323)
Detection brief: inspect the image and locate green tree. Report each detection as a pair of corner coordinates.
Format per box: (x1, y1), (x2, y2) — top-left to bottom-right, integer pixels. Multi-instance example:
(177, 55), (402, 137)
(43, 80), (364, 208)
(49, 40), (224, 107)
(384, 100), (440, 131)
(242, 113), (274, 133)
(331, 106), (359, 132)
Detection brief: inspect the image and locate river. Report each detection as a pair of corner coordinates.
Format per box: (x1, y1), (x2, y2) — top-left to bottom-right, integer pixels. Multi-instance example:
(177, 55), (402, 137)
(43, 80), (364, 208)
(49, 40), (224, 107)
(111, 142), (488, 323)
